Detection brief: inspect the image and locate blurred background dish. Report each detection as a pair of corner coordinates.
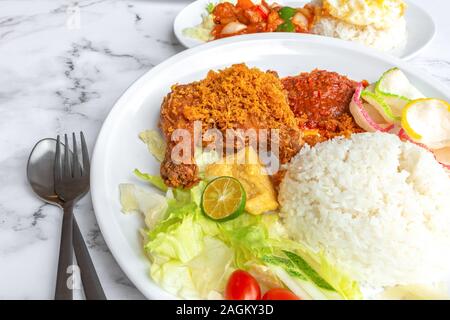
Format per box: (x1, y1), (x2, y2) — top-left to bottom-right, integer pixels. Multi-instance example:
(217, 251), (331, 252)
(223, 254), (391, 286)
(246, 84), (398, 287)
(174, 0), (435, 59)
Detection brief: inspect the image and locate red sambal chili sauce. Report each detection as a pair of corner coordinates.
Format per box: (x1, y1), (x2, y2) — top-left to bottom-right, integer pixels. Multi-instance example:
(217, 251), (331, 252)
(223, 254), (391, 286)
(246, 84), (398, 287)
(211, 0), (317, 39)
(281, 69), (366, 146)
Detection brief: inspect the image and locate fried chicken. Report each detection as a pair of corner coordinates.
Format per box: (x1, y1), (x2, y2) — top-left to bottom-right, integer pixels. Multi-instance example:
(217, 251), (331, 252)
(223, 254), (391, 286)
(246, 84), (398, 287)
(159, 64), (303, 188)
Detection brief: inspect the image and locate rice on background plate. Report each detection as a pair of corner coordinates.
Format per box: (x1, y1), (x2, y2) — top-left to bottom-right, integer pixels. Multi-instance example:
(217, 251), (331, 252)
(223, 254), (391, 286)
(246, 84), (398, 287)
(279, 132), (450, 289)
(311, 15), (407, 52)
(311, 0), (408, 52)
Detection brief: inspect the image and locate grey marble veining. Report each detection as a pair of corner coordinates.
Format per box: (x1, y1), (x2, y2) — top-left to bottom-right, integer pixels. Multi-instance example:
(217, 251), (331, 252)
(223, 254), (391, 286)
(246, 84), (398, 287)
(0, 0), (448, 299)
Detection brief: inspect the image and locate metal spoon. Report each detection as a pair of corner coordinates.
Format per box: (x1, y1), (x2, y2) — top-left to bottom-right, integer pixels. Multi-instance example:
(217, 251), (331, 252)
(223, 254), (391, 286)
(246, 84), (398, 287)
(27, 138), (106, 300)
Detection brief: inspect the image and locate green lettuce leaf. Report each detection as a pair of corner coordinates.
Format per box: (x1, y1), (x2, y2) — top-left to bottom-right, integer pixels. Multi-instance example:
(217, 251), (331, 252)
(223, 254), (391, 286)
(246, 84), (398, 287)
(139, 130), (166, 162)
(245, 214), (362, 300)
(307, 249), (363, 300)
(206, 2), (215, 14)
(283, 250), (335, 291)
(262, 241), (362, 300)
(218, 214), (273, 268)
(134, 169), (168, 192)
(263, 251), (338, 300)
(145, 198), (230, 299)
(261, 255), (307, 280)
(150, 260), (199, 299)
(119, 183), (168, 230)
(146, 202), (198, 241)
(188, 236), (234, 298)
(146, 212), (204, 263)
(170, 180), (207, 206)
(137, 171), (362, 300)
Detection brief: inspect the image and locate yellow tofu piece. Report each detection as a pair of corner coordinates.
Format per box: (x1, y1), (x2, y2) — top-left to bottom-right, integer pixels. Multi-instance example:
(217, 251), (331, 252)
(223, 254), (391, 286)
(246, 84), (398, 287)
(204, 147), (279, 215)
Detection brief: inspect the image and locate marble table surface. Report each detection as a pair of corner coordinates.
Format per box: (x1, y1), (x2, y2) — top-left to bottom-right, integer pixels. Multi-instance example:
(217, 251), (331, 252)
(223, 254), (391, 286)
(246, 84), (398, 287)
(0, 0), (449, 300)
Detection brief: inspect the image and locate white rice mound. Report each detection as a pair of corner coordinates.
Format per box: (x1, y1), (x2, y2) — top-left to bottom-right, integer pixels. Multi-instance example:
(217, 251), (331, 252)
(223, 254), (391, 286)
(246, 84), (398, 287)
(279, 132), (450, 288)
(311, 16), (407, 52)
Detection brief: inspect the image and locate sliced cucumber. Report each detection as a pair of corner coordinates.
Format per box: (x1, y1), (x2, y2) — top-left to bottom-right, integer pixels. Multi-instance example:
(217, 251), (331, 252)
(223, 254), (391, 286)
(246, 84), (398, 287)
(375, 68), (425, 117)
(350, 83), (394, 132)
(361, 84), (400, 123)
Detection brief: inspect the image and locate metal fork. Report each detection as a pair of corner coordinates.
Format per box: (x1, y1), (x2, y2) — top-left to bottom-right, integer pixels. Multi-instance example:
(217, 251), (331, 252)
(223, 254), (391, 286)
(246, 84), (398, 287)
(54, 132), (90, 300)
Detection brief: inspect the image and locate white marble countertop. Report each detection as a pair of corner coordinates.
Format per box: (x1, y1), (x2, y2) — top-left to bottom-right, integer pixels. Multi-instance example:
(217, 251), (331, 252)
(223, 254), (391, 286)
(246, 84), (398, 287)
(0, 0), (449, 300)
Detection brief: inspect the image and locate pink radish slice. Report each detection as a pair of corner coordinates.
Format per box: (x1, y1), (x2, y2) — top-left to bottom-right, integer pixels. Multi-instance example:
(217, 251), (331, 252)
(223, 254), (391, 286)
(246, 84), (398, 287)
(434, 148), (450, 169)
(398, 129), (450, 169)
(350, 83), (395, 133)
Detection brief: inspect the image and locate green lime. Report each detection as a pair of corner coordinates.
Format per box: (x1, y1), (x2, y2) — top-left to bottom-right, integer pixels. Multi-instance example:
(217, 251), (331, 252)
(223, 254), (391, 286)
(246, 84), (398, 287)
(276, 21), (295, 32)
(201, 176), (246, 222)
(278, 6), (297, 21)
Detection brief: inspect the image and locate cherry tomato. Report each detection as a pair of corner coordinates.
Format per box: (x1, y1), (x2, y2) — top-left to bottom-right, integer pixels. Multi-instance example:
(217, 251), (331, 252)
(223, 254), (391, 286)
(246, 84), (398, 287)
(225, 270), (261, 300)
(262, 288), (300, 300)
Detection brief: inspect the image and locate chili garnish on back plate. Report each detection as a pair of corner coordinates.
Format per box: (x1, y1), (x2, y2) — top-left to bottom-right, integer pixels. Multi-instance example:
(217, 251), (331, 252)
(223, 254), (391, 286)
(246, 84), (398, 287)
(211, 0), (317, 39)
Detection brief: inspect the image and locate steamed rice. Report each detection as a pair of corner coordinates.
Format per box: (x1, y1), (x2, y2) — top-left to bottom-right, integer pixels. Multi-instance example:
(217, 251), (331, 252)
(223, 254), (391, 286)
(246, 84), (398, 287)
(312, 16), (407, 52)
(279, 132), (450, 288)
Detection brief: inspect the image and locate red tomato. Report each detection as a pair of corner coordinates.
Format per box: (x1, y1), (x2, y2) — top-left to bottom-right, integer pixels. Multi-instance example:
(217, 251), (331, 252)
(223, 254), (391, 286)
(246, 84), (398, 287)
(255, 6), (269, 19)
(262, 288), (300, 300)
(225, 270), (261, 300)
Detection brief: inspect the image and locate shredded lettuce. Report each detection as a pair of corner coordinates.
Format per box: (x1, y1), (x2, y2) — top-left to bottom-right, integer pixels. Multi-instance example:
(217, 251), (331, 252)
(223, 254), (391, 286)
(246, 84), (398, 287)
(139, 130), (166, 162)
(146, 212), (204, 263)
(122, 156), (362, 300)
(182, 11), (215, 42)
(144, 191), (229, 299)
(283, 251), (335, 291)
(144, 189), (362, 299)
(269, 265), (314, 299)
(217, 214), (273, 268)
(188, 236), (234, 298)
(150, 260), (199, 299)
(262, 251), (341, 300)
(261, 242), (362, 300)
(119, 183), (168, 230)
(261, 255), (307, 280)
(169, 180), (207, 207)
(134, 169), (168, 192)
(315, 250), (363, 300)
(206, 2), (215, 14)
(278, 241), (363, 300)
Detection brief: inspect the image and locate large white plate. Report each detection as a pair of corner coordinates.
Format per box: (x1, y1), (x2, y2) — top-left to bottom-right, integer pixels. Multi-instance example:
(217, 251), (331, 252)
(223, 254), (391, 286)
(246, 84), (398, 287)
(174, 0), (435, 59)
(91, 34), (449, 300)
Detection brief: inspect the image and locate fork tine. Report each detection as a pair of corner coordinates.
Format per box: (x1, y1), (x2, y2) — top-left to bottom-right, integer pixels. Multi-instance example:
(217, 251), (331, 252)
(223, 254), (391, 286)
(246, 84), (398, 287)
(72, 132), (82, 177)
(80, 131), (90, 176)
(54, 135), (62, 182)
(64, 134), (71, 177)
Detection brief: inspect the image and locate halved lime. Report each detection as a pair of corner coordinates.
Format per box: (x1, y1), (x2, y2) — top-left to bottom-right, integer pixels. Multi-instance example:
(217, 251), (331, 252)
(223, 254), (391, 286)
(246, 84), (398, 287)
(201, 176), (246, 222)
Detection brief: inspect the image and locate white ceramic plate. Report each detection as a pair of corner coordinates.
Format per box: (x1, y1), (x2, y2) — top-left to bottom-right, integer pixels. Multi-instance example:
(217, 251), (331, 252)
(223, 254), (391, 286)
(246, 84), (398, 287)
(91, 34), (449, 300)
(173, 0), (435, 59)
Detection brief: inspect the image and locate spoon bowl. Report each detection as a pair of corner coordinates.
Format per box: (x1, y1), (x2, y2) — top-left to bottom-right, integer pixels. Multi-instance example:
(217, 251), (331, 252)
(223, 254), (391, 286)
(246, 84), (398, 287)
(27, 138), (63, 206)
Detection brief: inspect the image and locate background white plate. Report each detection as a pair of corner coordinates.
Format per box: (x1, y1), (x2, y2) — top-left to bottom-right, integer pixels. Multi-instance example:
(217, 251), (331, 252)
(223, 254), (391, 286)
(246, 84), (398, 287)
(91, 34), (449, 300)
(174, 0), (435, 59)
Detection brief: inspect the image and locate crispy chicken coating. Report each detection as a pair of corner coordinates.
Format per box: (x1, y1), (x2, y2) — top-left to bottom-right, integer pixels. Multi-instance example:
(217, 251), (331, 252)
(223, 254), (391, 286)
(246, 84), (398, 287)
(159, 64), (303, 188)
